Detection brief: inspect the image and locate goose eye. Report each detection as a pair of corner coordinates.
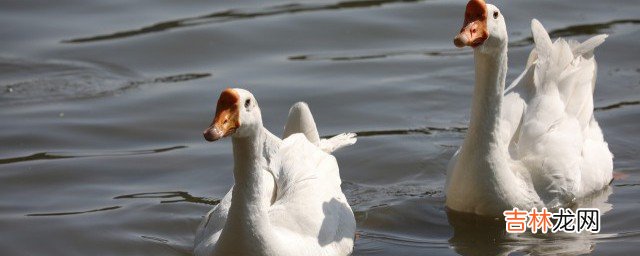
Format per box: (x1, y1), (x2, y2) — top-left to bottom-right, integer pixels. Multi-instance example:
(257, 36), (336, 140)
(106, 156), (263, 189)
(244, 99), (251, 108)
(493, 11), (499, 19)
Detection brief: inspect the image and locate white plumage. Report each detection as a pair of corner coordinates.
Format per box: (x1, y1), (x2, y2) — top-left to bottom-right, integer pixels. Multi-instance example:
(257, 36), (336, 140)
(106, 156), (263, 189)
(446, 1), (613, 217)
(196, 89), (356, 256)
(508, 21), (613, 202)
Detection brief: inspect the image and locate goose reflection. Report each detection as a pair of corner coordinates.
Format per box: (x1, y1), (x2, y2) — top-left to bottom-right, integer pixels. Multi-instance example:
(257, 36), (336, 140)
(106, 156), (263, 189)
(446, 186), (613, 256)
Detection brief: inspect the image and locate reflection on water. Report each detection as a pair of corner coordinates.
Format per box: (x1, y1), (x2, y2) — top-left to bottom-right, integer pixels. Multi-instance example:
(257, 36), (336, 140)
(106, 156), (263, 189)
(447, 187), (613, 256)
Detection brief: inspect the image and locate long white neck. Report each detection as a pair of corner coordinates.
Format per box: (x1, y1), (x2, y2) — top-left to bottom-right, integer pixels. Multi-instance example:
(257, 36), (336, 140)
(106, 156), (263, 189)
(462, 47), (508, 156)
(219, 126), (279, 253)
(447, 38), (541, 214)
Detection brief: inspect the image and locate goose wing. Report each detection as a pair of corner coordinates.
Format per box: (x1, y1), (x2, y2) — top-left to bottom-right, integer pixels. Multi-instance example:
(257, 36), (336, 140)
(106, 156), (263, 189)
(508, 19), (612, 205)
(283, 102), (357, 153)
(269, 134), (355, 253)
(194, 189), (233, 255)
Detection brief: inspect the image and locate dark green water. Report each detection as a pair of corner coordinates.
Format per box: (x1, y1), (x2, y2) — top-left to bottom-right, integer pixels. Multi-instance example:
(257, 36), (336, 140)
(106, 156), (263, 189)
(1, 0), (639, 255)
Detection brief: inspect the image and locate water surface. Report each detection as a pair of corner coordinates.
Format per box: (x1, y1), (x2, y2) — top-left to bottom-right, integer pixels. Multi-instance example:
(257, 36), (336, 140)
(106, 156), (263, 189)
(1, 0), (639, 255)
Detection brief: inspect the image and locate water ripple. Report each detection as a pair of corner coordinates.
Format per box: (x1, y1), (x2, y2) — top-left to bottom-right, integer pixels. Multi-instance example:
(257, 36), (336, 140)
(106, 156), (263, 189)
(26, 206), (121, 217)
(114, 191), (220, 205)
(63, 0), (424, 43)
(0, 56), (211, 104)
(0, 146), (186, 165)
(289, 48), (470, 62)
(323, 126), (467, 139)
(510, 19), (640, 47)
(291, 19), (640, 62)
(359, 231), (449, 248)
(594, 100), (640, 111)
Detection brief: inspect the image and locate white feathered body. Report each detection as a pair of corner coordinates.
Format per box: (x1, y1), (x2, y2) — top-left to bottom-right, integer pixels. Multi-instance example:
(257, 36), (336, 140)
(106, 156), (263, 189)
(195, 102), (356, 256)
(446, 20), (613, 216)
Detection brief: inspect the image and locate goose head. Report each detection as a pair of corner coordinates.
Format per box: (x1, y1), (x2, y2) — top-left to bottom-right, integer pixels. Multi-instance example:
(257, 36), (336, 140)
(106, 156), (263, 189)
(453, 0), (507, 54)
(203, 88), (262, 141)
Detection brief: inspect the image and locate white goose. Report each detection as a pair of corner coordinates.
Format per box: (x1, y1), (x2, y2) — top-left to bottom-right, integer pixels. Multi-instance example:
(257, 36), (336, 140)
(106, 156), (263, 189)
(446, 0), (613, 216)
(194, 88), (357, 256)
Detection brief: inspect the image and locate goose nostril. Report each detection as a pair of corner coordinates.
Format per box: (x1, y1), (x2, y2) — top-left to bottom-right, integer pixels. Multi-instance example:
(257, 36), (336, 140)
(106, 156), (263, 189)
(203, 130), (214, 141)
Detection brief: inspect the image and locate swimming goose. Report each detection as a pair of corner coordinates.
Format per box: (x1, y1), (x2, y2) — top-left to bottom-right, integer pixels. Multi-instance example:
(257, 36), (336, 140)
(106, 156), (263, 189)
(194, 88), (356, 256)
(446, 0), (613, 216)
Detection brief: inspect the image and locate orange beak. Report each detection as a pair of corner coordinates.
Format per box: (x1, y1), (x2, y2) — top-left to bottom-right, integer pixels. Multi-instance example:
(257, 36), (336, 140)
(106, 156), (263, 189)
(203, 88), (240, 142)
(454, 0), (489, 48)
